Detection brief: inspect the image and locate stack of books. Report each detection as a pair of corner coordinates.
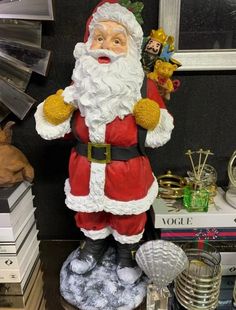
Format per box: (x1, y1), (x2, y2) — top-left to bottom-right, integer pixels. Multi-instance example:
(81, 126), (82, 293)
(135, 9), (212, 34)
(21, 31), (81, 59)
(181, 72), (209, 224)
(0, 181), (44, 309)
(151, 187), (236, 276)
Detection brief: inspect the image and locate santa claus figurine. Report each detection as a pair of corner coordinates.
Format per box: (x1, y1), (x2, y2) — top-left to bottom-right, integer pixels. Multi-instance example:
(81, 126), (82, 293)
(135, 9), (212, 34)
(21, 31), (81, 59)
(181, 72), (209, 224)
(35, 0), (174, 285)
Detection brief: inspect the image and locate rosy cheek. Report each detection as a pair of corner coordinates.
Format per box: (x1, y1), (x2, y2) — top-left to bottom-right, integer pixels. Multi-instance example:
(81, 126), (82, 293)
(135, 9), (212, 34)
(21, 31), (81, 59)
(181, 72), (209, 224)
(113, 47), (122, 53)
(90, 39), (101, 50)
(113, 45), (127, 54)
(90, 42), (97, 50)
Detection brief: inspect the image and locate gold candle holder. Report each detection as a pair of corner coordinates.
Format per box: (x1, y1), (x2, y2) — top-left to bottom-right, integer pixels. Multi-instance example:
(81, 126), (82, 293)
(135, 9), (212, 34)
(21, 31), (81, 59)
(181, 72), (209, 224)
(175, 242), (221, 310)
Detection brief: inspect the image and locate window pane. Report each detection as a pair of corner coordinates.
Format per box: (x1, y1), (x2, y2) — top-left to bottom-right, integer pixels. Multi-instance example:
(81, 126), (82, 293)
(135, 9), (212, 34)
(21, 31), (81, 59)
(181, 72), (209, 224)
(179, 0), (236, 50)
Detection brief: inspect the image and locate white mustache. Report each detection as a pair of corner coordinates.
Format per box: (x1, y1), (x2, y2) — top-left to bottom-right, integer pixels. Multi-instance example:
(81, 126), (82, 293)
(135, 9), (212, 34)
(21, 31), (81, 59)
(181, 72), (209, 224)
(86, 48), (126, 62)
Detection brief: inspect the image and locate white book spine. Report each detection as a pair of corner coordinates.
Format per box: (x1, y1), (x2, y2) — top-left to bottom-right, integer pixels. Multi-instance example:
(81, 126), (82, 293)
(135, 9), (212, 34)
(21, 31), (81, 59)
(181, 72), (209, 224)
(0, 240), (39, 283)
(0, 244), (17, 254)
(221, 265), (236, 276)
(7, 182), (31, 210)
(220, 251), (236, 265)
(0, 227), (38, 269)
(0, 270), (43, 309)
(152, 188), (236, 229)
(0, 268), (22, 283)
(152, 212), (236, 229)
(0, 216), (35, 254)
(0, 258), (40, 296)
(0, 208), (35, 242)
(0, 190), (33, 227)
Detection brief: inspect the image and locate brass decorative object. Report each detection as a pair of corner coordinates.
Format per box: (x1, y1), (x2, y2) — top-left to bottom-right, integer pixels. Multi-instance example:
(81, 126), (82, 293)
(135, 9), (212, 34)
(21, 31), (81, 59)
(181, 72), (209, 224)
(225, 150), (236, 208)
(157, 170), (187, 199)
(175, 242), (222, 310)
(228, 150), (236, 187)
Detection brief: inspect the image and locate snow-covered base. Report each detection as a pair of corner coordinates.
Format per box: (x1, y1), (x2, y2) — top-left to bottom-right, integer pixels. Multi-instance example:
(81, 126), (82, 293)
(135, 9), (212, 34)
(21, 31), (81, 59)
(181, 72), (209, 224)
(60, 247), (148, 310)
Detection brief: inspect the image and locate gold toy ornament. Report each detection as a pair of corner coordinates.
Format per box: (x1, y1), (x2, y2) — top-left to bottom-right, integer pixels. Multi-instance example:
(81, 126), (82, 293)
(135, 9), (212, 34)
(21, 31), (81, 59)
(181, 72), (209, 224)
(141, 28), (181, 74)
(141, 28), (181, 101)
(147, 60), (178, 100)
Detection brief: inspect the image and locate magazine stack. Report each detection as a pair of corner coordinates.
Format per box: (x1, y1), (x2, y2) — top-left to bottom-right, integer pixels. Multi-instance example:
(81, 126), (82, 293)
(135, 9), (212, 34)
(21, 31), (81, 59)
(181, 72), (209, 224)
(0, 181), (45, 310)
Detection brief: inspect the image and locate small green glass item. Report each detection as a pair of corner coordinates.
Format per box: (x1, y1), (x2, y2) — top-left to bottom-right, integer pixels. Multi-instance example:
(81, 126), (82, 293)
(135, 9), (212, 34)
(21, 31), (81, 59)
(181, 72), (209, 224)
(183, 186), (209, 212)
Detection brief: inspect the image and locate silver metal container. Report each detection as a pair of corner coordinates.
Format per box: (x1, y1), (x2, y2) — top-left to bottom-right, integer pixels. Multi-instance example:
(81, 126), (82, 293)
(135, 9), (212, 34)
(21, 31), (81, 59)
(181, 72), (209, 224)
(175, 242), (222, 310)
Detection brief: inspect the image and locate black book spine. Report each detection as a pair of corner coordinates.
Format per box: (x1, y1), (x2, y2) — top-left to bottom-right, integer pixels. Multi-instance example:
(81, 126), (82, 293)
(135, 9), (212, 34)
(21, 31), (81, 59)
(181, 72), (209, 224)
(0, 199), (10, 213)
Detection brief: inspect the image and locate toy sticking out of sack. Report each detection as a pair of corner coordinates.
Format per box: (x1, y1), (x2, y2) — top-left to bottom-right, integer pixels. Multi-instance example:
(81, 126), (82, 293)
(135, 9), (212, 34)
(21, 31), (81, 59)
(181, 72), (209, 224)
(141, 28), (181, 100)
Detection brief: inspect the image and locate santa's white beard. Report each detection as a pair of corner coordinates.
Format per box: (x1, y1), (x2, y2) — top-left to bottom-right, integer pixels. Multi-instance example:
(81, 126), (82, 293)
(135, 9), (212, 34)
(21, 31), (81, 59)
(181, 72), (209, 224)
(63, 42), (144, 142)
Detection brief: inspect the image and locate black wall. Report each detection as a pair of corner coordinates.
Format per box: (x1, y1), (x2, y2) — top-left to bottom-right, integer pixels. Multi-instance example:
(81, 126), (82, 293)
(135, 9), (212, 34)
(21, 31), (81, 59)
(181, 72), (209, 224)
(8, 0), (236, 239)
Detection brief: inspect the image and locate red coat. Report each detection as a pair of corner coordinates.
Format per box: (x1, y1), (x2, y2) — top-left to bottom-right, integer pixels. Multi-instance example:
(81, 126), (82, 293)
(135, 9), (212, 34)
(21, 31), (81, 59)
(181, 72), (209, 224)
(65, 111), (158, 215)
(35, 79), (173, 215)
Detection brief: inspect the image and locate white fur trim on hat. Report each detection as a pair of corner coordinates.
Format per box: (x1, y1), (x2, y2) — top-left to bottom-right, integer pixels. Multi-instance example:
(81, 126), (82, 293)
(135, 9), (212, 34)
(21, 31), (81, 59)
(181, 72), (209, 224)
(89, 2), (143, 53)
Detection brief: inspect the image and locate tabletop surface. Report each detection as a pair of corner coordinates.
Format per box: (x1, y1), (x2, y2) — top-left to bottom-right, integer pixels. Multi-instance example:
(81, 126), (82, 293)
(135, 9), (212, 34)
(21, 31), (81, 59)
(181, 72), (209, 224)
(40, 240), (146, 310)
(39, 240), (236, 310)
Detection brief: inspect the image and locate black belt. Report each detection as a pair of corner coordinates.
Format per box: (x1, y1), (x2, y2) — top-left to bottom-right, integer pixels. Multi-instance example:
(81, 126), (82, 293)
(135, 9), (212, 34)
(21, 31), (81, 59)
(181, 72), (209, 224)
(75, 142), (143, 163)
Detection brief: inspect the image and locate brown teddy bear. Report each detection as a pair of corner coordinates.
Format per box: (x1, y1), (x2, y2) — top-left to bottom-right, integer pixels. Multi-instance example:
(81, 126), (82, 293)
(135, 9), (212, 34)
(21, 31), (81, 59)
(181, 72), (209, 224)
(0, 121), (34, 187)
(147, 60), (180, 100)
(147, 60), (177, 92)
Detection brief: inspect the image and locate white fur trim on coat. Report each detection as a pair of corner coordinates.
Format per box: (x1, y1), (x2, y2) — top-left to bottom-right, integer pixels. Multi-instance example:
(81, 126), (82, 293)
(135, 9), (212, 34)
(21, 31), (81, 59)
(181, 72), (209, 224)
(34, 102), (72, 140)
(80, 227), (144, 244)
(64, 176), (158, 215)
(81, 227), (111, 240)
(145, 108), (174, 148)
(112, 229), (144, 244)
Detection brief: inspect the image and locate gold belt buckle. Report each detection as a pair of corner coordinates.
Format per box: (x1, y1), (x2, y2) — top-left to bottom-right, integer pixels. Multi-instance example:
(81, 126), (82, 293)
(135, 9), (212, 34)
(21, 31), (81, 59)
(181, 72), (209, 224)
(88, 142), (111, 164)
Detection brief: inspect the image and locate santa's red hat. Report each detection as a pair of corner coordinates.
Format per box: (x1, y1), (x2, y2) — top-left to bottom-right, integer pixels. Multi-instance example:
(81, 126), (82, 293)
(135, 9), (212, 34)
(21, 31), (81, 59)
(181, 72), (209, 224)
(84, 0), (143, 53)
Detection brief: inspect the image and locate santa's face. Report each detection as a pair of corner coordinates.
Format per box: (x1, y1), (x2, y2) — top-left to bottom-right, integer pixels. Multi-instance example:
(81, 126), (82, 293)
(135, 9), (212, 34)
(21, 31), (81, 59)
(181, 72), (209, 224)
(90, 21), (128, 59)
(63, 21), (144, 142)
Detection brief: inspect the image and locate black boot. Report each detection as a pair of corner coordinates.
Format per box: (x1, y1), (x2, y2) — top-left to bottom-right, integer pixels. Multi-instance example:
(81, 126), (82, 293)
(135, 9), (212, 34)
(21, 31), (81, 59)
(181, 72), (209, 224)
(70, 237), (108, 275)
(116, 242), (142, 284)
